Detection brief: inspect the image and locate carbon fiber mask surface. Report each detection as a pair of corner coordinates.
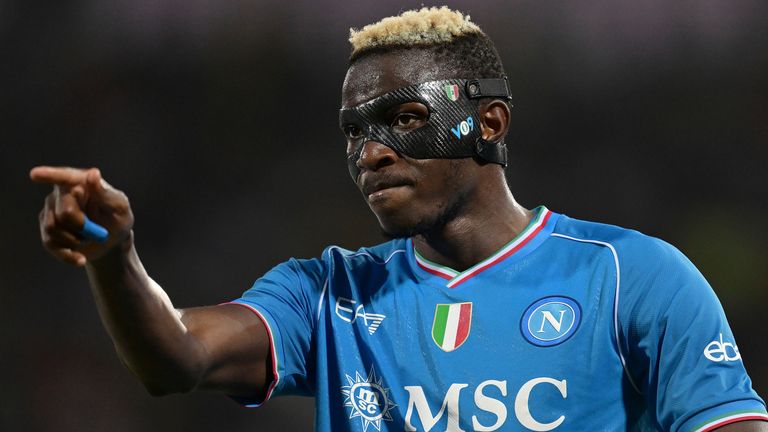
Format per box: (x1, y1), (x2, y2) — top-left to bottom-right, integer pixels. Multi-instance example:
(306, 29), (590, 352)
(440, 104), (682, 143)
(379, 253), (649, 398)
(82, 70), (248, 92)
(340, 78), (512, 179)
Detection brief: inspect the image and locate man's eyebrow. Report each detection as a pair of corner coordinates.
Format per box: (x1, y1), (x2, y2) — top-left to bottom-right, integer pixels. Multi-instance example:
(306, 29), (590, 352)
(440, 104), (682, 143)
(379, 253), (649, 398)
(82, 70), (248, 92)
(385, 101), (428, 114)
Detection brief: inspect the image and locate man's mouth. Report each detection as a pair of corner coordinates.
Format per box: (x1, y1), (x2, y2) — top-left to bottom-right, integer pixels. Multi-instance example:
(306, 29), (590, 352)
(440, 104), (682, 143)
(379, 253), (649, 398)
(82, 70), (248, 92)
(360, 175), (412, 200)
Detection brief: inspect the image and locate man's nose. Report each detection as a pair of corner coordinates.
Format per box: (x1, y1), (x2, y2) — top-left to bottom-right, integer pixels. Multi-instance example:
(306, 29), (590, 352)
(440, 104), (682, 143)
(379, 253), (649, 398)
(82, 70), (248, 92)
(357, 140), (398, 172)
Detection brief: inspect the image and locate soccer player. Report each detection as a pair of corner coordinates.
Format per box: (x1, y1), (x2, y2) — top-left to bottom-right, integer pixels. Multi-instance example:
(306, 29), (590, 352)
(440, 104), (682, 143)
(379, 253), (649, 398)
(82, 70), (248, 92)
(31, 7), (766, 432)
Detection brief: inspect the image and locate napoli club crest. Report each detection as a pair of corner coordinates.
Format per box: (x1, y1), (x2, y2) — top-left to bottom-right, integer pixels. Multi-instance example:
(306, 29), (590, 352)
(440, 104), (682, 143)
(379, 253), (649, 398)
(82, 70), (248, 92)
(520, 296), (581, 347)
(432, 302), (472, 352)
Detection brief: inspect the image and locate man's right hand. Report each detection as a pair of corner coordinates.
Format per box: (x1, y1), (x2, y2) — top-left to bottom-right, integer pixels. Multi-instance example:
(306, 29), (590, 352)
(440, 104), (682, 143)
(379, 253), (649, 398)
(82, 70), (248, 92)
(29, 166), (272, 401)
(30, 166), (134, 266)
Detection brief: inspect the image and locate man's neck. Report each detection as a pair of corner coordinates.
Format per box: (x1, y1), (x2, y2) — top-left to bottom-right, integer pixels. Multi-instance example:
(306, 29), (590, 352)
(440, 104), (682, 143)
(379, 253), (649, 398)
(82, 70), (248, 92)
(412, 185), (533, 272)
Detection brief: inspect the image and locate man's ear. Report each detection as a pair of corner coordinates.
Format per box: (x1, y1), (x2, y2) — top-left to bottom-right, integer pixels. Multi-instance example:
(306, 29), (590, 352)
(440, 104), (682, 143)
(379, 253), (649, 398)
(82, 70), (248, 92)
(479, 99), (511, 142)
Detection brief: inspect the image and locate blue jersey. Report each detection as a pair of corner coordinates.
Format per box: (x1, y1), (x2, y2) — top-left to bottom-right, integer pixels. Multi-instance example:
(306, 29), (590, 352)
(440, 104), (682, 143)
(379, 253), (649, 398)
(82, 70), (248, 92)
(231, 207), (767, 431)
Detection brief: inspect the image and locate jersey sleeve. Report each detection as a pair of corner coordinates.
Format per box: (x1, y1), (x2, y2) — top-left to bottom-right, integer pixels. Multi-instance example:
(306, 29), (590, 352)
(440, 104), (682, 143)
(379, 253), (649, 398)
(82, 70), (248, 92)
(617, 236), (767, 432)
(228, 256), (327, 406)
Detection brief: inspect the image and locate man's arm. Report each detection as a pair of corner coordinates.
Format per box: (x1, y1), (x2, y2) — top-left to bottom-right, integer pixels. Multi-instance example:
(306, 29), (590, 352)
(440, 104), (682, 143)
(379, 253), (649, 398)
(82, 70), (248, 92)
(31, 166), (272, 399)
(715, 421), (768, 432)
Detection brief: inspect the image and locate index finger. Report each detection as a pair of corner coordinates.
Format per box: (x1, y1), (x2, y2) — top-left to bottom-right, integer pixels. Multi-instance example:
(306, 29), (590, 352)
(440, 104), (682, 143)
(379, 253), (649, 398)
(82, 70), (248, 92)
(30, 166), (90, 186)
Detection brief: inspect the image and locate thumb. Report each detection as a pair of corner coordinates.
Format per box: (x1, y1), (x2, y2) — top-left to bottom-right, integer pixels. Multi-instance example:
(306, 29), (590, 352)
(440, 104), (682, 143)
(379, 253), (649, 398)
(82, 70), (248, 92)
(86, 168), (103, 193)
(85, 168), (115, 203)
(84, 168), (130, 214)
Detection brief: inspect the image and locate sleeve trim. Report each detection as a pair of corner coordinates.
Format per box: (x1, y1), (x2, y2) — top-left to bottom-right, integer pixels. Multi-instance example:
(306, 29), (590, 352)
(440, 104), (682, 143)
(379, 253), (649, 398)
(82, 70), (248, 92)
(224, 301), (280, 407)
(693, 412), (768, 432)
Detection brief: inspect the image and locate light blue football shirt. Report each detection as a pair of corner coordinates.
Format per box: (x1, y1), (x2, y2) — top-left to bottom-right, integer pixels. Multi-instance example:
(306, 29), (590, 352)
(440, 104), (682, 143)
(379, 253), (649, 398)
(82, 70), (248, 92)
(231, 207), (767, 431)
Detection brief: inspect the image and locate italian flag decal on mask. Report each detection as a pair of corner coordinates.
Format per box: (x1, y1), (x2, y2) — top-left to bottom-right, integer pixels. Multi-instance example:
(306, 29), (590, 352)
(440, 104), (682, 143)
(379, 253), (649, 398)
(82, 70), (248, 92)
(444, 84), (460, 101)
(432, 302), (472, 352)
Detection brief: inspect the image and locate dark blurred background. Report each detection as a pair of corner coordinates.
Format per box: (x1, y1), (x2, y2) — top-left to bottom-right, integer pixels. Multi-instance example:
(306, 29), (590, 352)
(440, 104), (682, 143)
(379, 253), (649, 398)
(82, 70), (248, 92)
(2, 0), (766, 430)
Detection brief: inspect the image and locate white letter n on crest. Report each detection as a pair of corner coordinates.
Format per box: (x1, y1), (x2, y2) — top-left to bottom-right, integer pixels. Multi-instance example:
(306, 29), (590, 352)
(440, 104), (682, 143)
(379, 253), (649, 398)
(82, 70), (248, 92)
(538, 310), (566, 333)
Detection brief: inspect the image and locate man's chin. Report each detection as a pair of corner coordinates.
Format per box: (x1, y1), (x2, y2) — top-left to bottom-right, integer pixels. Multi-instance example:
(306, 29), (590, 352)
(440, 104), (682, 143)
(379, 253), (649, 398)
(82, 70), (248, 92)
(375, 198), (465, 240)
(379, 225), (420, 240)
(377, 218), (434, 240)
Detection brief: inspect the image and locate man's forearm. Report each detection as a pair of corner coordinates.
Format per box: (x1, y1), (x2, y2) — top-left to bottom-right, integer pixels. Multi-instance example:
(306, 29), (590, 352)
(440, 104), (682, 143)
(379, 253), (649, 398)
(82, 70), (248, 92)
(85, 233), (205, 395)
(31, 166), (271, 398)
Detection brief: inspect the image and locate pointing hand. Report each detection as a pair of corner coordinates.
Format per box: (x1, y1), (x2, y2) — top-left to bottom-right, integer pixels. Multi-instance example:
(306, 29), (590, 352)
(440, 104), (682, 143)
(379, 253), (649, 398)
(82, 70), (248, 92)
(30, 166), (135, 266)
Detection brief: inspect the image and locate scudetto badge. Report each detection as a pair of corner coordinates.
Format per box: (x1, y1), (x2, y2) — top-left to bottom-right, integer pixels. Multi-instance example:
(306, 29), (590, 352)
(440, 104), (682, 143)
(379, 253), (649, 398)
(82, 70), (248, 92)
(520, 296), (581, 347)
(432, 302), (472, 352)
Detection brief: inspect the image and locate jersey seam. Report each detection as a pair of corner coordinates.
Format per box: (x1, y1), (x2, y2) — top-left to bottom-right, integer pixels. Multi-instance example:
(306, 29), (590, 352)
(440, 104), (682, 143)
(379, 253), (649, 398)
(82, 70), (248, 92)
(319, 246), (344, 325)
(348, 249), (406, 264)
(316, 278), (329, 323)
(550, 232), (643, 395)
(319, 247), (406, 323)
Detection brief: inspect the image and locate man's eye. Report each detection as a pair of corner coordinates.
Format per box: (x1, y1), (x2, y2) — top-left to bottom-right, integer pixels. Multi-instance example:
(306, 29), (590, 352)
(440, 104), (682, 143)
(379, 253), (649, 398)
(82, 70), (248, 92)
(344, 125), (364, 139)
(391, 113), (421, 130)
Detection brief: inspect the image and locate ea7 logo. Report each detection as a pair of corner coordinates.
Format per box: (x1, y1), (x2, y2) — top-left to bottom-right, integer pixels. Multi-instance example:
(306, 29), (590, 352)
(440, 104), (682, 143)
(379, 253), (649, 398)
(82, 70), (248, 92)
(335, 297), (386, 335)
(704, 333), (742, 362)
(451, 116), (475, 139)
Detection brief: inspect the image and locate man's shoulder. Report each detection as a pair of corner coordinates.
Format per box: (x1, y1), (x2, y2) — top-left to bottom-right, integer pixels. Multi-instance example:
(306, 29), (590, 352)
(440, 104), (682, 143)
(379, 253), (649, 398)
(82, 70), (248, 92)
(315, 238), (409, 267)
(551, 212), (686, 268)
(255, 239), (408, 292)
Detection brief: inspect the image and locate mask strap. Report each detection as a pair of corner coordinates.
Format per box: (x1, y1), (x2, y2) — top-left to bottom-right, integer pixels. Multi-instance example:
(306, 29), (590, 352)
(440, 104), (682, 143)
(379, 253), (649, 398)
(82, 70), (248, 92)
(475, 138), (507, 167)
(464, 76), (511, 167)
(465, 76), (512, 100)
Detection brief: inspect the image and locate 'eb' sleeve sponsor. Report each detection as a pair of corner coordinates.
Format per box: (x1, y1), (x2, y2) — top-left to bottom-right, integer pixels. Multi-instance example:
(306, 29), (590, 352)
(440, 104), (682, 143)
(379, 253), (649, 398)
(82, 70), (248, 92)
(617, 236), (767, 431)
(230, 256), (327, 405)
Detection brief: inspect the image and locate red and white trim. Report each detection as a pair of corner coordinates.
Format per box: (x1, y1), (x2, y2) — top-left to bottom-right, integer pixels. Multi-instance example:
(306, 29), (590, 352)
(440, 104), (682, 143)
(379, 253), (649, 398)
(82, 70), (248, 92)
(414, 255), (459, 280)
(694, 413), (768, 432)
(224, 301), (280, 407)
(414, 208), (552, 288)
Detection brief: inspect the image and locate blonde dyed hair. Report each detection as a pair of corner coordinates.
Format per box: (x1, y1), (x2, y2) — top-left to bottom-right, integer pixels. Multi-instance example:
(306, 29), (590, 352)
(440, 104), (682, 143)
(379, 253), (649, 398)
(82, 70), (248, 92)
(349, 7), (485, 59)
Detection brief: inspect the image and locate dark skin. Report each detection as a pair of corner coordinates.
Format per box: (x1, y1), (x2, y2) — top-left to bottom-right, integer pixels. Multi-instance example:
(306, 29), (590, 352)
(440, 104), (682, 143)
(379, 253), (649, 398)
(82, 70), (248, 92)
(342, 50), (532, 271)
(31, 49), (766, 431)
(29, 167), (273, 399)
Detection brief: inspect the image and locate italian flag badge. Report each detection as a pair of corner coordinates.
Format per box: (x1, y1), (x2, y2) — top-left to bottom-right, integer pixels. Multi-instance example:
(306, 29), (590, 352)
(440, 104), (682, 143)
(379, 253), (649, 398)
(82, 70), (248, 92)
(432, 302), (472, 352)
(444, 84), (460, 101)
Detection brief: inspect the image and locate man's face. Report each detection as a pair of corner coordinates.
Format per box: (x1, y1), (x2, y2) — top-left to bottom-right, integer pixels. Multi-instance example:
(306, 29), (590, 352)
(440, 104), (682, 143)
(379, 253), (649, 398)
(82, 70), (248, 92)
(341, 51), (482, 238)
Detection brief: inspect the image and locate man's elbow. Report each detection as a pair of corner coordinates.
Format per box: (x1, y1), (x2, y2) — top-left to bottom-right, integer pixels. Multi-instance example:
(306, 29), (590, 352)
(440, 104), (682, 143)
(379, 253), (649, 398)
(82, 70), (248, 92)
(141, 378), (195, 397)
(119, 356), (201, 397)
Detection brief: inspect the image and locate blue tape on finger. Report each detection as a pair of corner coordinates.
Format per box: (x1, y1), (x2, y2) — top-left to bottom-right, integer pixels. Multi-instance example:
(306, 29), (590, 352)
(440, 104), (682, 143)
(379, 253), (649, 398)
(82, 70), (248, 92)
(80, 216), (109, 243)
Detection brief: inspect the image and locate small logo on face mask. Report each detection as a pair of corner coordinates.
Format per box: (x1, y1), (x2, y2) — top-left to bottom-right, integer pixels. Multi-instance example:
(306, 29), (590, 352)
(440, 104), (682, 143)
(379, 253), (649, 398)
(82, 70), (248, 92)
(444, 84), (460, 101)
(451, 116), (475, 139)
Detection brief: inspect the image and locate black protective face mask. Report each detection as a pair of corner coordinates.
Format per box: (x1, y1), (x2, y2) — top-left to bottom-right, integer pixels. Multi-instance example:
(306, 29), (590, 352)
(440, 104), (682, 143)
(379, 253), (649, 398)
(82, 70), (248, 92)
(340, 77), (512, 180)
